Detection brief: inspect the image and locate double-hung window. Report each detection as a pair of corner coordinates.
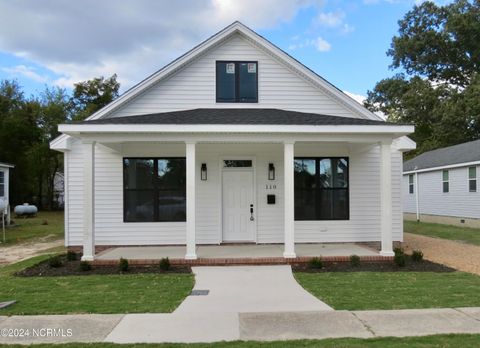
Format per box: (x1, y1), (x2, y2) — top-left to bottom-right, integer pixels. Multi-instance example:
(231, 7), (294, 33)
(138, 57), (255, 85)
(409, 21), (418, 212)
(469, 166), (477, 192)
(294, 157), (349, 220)
(408, 174), (414, 194)
(442, 170), (449, 193)
(123, 158), (186, 222)
(0, 171), (4, 197)
(216, 61), (258, 103)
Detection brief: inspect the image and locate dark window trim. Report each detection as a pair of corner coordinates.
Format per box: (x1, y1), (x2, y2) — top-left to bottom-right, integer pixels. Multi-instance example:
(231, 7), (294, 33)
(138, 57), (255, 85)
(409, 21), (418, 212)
(294, 157), (350, 221)
(123, 157), (186, 223)
(409, 174), (414, 194)
(216, 61), (258, 103)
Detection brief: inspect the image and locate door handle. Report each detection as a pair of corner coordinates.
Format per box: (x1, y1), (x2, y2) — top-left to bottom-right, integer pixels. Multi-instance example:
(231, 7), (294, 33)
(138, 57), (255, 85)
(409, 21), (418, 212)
(250, 204), (254, 221)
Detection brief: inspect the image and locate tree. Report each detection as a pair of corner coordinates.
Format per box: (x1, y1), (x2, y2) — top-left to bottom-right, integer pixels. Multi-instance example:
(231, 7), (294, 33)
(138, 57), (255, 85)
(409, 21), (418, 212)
(71, 74), (120, 121)
(366, 0), (480, 156)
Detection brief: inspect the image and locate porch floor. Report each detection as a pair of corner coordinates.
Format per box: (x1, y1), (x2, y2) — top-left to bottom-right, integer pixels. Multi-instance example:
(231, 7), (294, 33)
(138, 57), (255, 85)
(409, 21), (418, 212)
(96, 243), (378, 261)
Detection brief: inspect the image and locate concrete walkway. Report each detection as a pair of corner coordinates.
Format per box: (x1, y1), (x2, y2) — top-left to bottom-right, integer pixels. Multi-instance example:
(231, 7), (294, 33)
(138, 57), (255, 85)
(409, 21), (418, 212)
(175, 266), (333, 313)
(2, 308), (480, 344)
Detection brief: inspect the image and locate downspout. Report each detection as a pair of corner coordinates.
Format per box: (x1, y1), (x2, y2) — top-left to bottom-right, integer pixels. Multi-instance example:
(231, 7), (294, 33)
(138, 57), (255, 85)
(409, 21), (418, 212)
(415, 171), (420, 221)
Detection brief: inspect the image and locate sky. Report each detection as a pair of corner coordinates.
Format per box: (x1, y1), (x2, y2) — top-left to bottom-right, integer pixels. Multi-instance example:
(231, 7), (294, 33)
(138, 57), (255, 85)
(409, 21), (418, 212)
(0, 0), (450, 103)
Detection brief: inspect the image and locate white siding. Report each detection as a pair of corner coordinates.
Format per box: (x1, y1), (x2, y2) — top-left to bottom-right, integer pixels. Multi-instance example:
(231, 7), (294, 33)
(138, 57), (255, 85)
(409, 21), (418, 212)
(403, 165), (480, 219)
(109, 34), (361, 119)
(66, 140), (403, 246)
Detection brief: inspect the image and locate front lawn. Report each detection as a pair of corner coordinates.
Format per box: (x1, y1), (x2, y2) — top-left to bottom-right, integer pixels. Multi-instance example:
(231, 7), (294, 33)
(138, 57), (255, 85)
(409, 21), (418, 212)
(0, 256), (194, 315)
(295, 271), (480, 310)
(1, 211), (64, 246)
(0, 334), (479, 347)
(404, 220), (480, 245)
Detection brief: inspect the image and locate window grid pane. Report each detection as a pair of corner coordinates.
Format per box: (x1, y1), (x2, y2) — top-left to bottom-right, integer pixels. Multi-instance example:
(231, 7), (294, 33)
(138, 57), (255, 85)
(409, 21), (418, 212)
(216, 61), (257, 103)
(443, 170), (449, 181)
(469, 167), (476, 179)
(124, 158), (186, 222)
(294, 157), (349, 221)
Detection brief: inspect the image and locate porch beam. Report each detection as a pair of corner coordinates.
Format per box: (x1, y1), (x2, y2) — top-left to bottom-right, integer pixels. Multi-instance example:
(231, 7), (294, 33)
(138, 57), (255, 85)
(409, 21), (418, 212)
(283, 141), (296, 258)
(379, 140), (394, 256)
(185, 141), (197, 260)
(81, 140), (95, 261)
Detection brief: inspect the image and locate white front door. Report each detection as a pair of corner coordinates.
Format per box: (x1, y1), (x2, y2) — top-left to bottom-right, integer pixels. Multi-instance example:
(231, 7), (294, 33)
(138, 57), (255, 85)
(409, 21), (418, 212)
(222, 170), (255, 242)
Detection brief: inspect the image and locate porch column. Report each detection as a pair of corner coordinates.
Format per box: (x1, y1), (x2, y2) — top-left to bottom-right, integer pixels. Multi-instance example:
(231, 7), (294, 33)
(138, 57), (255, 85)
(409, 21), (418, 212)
(380, 140), (394, 256)
(81, 140), (95, 261)
(185, 141), (197, 260)
(283, 141), (296, 258)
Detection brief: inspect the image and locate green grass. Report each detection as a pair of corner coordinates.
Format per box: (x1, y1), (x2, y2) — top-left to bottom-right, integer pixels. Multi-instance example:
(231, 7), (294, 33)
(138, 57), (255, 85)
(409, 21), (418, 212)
(295, 271), (480, 310)
(1, 211), (64, 246)
(404, 220), (480, 245)
(0, 334), (479, 347)
(0, 255), (194, 315)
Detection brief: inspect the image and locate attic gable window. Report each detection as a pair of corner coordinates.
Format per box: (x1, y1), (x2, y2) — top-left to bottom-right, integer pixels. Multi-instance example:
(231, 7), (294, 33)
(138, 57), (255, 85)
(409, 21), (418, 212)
(216, 61), (258, 103)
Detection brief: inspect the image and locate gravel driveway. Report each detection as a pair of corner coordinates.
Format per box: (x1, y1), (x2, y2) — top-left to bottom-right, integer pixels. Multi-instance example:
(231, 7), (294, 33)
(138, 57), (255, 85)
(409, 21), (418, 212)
(403, 232), (480, 275)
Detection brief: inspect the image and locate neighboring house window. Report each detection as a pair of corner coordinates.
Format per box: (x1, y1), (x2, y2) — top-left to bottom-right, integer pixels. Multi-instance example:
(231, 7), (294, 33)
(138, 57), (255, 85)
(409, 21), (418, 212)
(123, 158), (186, 222)
(294, 157), (349, 220)
(0, 171), (4, 197)
(469, 166), (477, 192)
(408, 174), (414, 194)
(216, 61), (258, 103)
(442, 170), (449, 193)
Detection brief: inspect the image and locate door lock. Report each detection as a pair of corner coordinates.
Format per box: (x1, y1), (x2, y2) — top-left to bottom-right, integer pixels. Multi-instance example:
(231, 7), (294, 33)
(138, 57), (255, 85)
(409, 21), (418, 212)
(250, 204), (254, 221)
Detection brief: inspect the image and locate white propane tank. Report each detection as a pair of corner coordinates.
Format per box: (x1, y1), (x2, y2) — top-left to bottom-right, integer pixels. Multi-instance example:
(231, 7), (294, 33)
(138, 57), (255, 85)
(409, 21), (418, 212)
(14, 203), (38, 216)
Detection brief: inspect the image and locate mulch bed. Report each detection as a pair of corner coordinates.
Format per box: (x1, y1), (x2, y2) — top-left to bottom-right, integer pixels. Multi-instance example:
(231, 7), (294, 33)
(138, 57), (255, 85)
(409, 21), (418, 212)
(292, 258), (456, 273)
(16, 254), (191, 277)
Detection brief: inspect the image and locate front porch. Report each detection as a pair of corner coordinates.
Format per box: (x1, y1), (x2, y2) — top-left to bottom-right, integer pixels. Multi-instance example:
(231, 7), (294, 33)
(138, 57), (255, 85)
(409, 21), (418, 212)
(93, 243), (389, 265)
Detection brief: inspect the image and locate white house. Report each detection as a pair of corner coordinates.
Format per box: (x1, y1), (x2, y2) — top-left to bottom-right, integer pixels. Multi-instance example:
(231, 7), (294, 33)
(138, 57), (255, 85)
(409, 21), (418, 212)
(403, 139), (480, 228)
(0, 162), (14, 224)
(51, 22), (415, 262)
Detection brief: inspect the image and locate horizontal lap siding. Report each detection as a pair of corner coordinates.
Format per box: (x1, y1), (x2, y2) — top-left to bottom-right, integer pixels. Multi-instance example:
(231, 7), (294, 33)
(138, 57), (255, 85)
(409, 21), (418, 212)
(66, 141), (403, 246)
(413, 167), (480, 219)
(110, 34), (359, 118)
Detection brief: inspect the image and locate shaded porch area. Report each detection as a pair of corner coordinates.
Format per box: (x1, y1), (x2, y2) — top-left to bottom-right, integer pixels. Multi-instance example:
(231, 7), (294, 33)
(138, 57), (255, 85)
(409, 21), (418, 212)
(93, 243), (388, 265)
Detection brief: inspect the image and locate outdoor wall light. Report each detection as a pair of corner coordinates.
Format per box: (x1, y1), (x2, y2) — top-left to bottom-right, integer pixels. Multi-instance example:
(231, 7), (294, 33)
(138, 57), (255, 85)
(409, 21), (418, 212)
(201, 163), (207, 181)
(268, 163), (275, 180)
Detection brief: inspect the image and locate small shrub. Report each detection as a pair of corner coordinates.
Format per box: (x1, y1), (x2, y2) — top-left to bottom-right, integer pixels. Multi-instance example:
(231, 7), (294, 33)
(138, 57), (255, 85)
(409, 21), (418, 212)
(411, 249), (424, 262)
(48, 256), (63, 268)
(159, 257), (171, 271)
(79, 261), (92, 271)
(394, 253), (406, 267)
(66, 250), (77, 261)
(393, 247), (404, 256)
(118, 258), (129, 272)
(41, 220), (48, 225)
(309, 257), (323, 269)
(350, 254), (361, 267)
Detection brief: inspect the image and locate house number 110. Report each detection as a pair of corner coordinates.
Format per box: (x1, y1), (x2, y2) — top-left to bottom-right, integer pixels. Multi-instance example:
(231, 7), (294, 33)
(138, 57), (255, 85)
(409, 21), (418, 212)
(265, 184), (277, 190)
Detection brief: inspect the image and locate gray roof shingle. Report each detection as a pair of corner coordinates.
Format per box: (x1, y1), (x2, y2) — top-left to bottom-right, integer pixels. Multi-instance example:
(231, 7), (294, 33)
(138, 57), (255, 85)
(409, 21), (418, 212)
(80, 108), (399, 126)
(403, 139), (480, 172)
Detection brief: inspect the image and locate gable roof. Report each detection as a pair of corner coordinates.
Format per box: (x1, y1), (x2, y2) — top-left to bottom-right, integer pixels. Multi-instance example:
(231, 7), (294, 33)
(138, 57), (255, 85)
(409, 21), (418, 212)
(403, 139), (480, 172)
(80, 108), (397, 126)
(51, 21), (389, 150)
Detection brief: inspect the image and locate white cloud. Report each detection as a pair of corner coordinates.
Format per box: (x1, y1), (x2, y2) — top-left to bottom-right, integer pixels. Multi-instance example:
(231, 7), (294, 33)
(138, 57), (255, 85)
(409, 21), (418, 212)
(344, 90), (386, 120)
(1, 65), (49, 83)
(288, 36), (331, 52)
(0, 0), (323, 91)
(343, 91), (366, 105)
(312, 37), (331, 52)
(316, 11), (345, 27)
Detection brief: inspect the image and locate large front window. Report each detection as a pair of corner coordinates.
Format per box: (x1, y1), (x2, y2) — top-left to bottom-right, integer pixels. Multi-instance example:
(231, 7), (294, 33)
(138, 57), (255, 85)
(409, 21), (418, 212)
(216, 61), (258, 103)
(123, 158), (186, 222)
(294, 157), (349, 220)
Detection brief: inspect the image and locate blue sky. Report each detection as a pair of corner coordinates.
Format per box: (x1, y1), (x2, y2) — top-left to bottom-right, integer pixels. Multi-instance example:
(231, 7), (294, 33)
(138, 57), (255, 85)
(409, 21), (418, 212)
(0, 1), (445, 101)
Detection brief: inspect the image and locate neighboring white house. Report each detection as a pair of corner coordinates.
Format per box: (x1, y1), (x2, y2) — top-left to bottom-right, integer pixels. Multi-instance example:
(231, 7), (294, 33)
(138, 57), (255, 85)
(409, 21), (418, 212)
(51, 22), (415, 261)
(403, 139), (480, 228)
(0, 162), (14, 224)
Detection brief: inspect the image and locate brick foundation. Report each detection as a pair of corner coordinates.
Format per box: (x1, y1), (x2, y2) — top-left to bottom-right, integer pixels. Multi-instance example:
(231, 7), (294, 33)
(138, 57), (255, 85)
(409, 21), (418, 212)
(91, 255), (393, 266)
